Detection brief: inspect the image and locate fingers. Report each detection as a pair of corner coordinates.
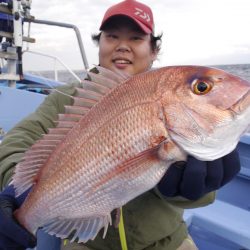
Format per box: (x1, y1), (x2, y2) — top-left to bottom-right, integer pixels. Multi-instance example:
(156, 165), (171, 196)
(205, 149), (240, 192)
(206, 158), (224, 191)
(180, 156), (207, 200)
(157, 161), (186, 197)
(221, 148), (241, 186)
(180, 150), (240, 200)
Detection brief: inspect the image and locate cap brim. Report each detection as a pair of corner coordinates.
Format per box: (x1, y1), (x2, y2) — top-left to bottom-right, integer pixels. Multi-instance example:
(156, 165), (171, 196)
(132, 17), (152, 34)
(100, 14), (152, 34)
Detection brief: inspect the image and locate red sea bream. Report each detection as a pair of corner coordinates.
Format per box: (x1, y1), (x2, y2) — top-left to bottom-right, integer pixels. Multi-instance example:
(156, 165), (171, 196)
(12, 66), (250, 242)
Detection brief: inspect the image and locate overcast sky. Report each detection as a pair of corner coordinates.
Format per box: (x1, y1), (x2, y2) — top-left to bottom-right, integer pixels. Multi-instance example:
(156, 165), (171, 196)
(23, 0), (250, 71)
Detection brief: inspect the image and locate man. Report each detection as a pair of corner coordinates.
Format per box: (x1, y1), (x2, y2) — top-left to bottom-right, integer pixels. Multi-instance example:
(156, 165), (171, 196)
(0, 1), (240, 250)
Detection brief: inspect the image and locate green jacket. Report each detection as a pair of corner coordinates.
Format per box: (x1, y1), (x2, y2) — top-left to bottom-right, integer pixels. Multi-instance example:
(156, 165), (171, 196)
(0, 84), (215, 250)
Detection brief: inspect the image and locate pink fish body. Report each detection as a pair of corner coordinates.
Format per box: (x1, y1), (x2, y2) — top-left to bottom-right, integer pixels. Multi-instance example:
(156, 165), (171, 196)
(13, 66), (250, 242)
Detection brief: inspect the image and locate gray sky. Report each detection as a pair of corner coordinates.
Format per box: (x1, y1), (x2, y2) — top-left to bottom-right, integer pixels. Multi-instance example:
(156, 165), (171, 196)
(23, 0), (250, 71)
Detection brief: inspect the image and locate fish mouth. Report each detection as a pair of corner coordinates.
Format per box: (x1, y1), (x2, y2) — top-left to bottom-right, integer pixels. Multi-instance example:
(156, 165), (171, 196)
(230, 89), (250, 114)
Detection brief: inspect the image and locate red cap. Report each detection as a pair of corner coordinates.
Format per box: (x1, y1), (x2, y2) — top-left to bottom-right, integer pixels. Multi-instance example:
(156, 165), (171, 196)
(100, 0), (154, 34)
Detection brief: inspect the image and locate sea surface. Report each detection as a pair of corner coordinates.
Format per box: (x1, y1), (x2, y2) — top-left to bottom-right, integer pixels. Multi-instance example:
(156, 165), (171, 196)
(213, 64), (250, 82)
(28, 64), (250, 84)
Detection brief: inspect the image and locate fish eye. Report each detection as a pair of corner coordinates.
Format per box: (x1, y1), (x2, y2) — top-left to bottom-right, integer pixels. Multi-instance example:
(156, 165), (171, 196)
(192, 79), (213, 95)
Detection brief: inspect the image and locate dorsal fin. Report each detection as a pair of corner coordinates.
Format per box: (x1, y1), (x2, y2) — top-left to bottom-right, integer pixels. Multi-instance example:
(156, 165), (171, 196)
(12, 66), (130, 196)
(73, 97), (98, 108)
(65, 105), (89, 115)
(81, 80), (110, 95)
(94, 65), (130, 82)
(75, 88), (102, 101)
(87, 72), (118, 89)
(58, 114), (82, 122)
(48, 128), (70, 135)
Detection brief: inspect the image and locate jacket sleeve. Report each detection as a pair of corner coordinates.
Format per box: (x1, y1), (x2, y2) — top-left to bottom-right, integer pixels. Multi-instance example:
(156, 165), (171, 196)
(0, 85), (75, 190)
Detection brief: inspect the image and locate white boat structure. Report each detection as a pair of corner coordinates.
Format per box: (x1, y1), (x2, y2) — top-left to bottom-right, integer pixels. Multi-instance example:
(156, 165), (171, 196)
(0, 1), (249, 250)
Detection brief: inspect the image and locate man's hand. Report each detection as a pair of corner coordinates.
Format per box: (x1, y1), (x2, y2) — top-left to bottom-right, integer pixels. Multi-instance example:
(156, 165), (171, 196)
(0, 185), (36, 250)
(158, 149), (241, 200)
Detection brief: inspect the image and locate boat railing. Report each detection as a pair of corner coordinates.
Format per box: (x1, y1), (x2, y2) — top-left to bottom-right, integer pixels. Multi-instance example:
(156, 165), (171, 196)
(22, 49), (82, 84)
(0, 0), (89, 87)
(25, 18), (89, 71)
(1, 0), (89, 140)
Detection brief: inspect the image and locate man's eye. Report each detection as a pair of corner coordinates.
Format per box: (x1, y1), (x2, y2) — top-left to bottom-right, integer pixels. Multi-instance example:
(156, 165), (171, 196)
(107, 34), (117, 39)
(132, 36), (142, 40)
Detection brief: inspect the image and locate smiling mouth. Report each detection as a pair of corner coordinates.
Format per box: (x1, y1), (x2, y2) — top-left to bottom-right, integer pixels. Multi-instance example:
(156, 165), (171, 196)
(112, 59), (132, 64)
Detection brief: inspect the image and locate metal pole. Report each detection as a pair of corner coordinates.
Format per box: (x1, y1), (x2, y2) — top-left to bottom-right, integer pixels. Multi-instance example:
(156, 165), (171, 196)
(25, 18), (89, 70)
(6, 47), (18, 87)
(13, 0), (23, 47)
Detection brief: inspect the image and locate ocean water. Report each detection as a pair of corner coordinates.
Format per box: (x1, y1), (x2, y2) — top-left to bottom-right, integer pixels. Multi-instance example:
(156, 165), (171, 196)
(28, 64), (250, 83)
(213, 64), (250, 82)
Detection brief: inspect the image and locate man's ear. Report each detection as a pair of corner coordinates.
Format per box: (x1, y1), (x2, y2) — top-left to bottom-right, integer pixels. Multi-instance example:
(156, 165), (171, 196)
(151, 50), (158, 62)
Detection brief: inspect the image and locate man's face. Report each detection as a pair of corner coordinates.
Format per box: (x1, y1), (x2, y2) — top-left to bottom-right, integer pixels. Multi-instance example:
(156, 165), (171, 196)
(98, 20), (157, 76)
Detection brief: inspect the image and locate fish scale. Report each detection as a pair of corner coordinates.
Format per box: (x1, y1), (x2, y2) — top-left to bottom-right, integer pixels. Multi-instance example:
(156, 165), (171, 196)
(12, 65), (250, 243)
(15, 72), (168, 237)
(36, 104), (166, 210)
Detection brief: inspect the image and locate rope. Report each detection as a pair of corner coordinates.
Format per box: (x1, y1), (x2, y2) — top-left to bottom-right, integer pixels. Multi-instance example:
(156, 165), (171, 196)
(118, 207), (128, 250)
